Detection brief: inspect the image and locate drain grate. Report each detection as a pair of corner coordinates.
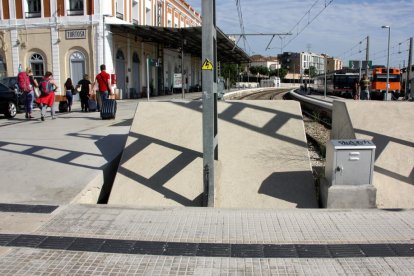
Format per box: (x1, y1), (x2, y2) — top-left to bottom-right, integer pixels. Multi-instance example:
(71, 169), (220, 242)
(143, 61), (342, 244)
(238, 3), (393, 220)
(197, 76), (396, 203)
(8, 235), (47, 248)
(328, 244), (365, 258)
(0, 203), (58, 214)
(38, 236), (76, 250)
(2, 233), (413, 259)
(67, 237), (106, 252)
(231, 244), (264, 258)
(296, 244), (331, 258)
(100, 239), (136, 254)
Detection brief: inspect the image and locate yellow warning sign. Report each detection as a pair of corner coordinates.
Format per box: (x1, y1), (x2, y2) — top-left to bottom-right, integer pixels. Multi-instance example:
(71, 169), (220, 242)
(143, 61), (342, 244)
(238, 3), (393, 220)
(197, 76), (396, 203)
(202, 59), (214, 70)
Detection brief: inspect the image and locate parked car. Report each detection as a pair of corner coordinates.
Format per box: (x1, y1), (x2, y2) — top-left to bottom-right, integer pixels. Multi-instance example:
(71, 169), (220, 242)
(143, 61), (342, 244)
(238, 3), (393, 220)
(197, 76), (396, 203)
(0, 82), (20, 118)
(0, 76), (25, 110)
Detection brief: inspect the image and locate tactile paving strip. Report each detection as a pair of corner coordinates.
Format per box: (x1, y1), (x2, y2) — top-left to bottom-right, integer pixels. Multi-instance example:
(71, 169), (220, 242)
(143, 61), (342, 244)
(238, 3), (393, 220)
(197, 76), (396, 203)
(0, 203), (58, 214)
(1, 233), (413, 258)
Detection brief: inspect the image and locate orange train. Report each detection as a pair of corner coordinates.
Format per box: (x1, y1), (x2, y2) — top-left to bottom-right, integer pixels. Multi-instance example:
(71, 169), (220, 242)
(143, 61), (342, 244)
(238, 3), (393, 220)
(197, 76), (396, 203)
(370, 67), (401, 100)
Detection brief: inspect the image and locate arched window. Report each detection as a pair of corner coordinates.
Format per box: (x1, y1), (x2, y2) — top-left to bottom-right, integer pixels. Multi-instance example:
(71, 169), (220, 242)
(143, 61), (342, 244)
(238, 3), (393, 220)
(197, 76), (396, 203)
(70, 51), (85, 84)
(116, 49), (125, 60)
(30, 53), (44, 78)
(132, 52), (140, 63)
(70, 51), (85, 62)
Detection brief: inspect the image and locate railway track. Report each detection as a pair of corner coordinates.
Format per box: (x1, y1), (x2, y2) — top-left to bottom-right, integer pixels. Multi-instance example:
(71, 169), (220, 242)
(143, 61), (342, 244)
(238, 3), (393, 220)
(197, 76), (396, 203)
(237, 88), (291, 100)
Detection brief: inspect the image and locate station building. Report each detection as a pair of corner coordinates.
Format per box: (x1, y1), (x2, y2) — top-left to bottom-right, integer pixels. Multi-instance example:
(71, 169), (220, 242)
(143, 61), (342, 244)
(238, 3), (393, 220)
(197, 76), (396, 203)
(0, 0), (249, 98)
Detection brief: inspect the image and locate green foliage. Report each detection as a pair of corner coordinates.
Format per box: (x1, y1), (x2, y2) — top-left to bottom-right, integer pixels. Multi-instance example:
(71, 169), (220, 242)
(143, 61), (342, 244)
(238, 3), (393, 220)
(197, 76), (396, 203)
(249, 66), (269, 76)
(221, 63), (240, 85)
(304, 66), (318, 78)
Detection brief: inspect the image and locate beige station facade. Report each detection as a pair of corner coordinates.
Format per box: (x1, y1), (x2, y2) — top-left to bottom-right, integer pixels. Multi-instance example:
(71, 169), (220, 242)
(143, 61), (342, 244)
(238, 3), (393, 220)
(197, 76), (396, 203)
(0, 0), (202, 97)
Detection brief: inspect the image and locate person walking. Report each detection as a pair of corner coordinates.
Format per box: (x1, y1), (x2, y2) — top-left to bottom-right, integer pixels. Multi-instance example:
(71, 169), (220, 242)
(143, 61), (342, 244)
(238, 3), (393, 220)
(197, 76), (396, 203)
(359, 74), (371, 100)
(18, 67), (38, 119)
(35, 71), (59, 121)
(92, 64), (112, 111)
(352, 78), (359, 100)
(76, 74), (92, 112)
(64, 78), (75, 112)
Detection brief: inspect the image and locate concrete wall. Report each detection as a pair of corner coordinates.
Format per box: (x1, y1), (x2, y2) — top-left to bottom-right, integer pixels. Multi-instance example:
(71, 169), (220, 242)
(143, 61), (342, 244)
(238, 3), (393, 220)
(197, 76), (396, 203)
(331, 101), (414, 208)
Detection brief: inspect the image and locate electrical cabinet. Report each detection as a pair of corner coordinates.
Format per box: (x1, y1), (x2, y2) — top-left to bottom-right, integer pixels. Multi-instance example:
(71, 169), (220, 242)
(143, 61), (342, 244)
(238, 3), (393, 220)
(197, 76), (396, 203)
(325, 140), (376, 186)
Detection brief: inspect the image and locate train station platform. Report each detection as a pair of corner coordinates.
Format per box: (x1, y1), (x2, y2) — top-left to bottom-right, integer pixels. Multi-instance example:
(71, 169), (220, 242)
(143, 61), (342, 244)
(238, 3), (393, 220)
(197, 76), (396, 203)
(1, 91), (413, 274)
(107, 100), (317, 208)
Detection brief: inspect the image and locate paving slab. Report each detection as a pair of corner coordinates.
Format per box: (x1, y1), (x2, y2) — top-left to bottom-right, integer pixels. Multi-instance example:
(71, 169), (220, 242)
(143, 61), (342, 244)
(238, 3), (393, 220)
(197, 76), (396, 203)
(0, 101), (137, 205)
(0, 204), (413, 275)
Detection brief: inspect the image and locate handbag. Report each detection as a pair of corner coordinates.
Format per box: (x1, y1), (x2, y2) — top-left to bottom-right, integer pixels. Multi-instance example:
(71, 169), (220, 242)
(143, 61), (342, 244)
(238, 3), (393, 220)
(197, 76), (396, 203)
(34, 87), (40, 98)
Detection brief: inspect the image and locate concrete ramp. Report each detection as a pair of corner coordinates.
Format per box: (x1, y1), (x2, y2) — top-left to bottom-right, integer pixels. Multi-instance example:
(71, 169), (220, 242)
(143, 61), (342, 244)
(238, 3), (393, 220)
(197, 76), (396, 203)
(331, 101), (414, 208)
(108, 100), (317, 208)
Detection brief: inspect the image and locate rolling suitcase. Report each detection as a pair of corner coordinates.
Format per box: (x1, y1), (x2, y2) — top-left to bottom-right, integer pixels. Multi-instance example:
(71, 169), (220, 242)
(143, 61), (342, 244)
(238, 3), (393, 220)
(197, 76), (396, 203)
(59, 101), (69, 113)
(100, 99), (117, 119)
(88, 99), (97, 112)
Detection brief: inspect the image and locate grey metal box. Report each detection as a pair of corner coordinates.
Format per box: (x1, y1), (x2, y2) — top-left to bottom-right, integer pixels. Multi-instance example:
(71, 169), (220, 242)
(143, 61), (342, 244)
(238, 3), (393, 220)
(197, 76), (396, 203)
(325, 140), (376, 186)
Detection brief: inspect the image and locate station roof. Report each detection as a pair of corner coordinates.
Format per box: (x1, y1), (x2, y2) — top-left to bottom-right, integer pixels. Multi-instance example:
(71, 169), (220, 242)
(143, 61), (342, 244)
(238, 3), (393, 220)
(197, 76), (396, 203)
(110, 24), (251, 64)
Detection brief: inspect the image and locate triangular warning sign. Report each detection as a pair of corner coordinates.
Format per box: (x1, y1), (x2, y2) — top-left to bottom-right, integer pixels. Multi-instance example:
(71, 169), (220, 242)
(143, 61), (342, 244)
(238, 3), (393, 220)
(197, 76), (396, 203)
(202, 59), (214, 70)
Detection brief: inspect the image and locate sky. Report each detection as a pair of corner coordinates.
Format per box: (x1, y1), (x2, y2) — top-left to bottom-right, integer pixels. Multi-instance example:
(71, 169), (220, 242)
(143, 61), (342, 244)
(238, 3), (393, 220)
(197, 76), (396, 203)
(185, 0), (414, 68)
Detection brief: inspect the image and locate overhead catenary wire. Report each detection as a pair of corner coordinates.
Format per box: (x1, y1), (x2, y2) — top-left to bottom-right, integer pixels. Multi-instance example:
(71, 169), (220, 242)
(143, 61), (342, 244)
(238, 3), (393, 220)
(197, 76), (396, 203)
(282, 0), (334, 49)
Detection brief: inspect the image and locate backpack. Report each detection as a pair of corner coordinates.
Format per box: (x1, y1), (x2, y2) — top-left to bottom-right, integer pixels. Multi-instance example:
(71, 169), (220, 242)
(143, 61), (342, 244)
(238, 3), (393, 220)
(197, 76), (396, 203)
(17, 72), (30, 92)
(39, 79), (52, 95)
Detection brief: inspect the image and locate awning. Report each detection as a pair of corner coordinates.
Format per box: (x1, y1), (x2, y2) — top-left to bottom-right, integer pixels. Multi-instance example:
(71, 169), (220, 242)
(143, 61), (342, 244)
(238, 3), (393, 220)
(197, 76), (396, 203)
(109, 24), (250, 64)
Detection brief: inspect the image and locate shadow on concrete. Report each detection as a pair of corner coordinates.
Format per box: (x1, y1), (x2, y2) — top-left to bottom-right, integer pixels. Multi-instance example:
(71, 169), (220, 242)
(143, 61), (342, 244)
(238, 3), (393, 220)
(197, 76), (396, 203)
(116, 132), (203, 206)
(258, 171), (318, 208)
(173, 100), (307, 148)
(355, 128), (414, 186)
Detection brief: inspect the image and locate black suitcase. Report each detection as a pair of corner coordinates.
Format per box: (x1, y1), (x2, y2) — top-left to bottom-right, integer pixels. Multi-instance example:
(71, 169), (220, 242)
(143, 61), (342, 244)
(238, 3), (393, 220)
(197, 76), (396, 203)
(88, 99), (97, 112)
(100, 99), (117, 119)
(59, 101), (68, 113)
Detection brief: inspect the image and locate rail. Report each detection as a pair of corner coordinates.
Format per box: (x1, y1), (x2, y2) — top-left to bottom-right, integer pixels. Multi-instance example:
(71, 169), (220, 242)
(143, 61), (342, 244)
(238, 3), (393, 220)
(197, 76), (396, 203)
(289, 90), (333, 110)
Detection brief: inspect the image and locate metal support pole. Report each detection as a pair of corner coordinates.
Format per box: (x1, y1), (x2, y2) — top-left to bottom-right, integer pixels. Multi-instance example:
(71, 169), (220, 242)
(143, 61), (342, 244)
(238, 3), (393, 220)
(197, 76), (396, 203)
(146, 57), (150, 101)
(181, 41), (185, 99)
(365, 36), (370, 76)
(103, 15), (106, 65)
(407, 37), (413, 100)
(385, 28), (390, 101)
(202, 0), (217, 207)
(382, 26), (391, 101)
(324, 56), (327, 98)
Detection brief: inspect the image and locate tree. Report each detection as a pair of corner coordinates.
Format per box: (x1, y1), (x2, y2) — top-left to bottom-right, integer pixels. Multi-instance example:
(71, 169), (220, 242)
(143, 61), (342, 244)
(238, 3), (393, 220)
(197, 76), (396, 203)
(304, 66), (317, 78)
(270, 67), (288, 80)
(221, 63), (240, 86)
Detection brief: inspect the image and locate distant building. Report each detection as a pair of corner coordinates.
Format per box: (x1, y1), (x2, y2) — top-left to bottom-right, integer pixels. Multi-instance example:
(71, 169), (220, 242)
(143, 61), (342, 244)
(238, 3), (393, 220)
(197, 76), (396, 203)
(278, 51), (328, 82)
(326, 57), (343, 73)
(250, 55), (281, 70)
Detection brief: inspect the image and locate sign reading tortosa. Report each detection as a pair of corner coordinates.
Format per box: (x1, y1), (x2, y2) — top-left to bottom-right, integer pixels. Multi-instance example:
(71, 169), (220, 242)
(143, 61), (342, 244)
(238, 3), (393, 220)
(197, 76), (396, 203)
(65, 29), (86, 40)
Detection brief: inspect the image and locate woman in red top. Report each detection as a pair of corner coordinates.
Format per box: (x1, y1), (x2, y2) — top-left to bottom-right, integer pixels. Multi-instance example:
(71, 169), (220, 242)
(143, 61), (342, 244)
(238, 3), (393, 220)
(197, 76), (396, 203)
(35, 71), (59, 121)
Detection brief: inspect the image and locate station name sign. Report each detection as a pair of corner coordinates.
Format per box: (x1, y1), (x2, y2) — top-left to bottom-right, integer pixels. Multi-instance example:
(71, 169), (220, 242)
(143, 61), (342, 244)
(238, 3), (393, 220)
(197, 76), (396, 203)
(65, 29), (86, 40)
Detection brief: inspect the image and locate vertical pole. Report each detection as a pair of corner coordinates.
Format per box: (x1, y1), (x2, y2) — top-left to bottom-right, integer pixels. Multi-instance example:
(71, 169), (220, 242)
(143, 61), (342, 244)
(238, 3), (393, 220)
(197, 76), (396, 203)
(385, 28), (391, 101)
(103, 15), (106, 65)
(181, 41), (185, 99)
(146, 57), (150, 101)
(202, 0), (217, 207)
(407, 37), (413, 99)
(365, 36), (370, 76)
(324, 56), (327, 98)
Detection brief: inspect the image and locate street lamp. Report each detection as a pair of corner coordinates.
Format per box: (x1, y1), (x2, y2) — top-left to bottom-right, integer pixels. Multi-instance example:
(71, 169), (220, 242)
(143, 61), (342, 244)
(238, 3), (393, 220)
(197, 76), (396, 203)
(382, 25), (391, 101)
